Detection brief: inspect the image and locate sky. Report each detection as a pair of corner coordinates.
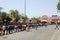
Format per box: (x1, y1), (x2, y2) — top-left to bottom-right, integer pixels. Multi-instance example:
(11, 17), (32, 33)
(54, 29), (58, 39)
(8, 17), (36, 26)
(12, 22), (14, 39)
(0, 0), (60, 18)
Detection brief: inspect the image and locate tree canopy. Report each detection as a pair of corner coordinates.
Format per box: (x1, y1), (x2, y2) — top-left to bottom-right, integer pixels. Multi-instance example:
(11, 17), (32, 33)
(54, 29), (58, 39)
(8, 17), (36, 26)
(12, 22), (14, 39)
(31, 17), (39, 21)
(9, 10), (20, 21)
(1, 12), (7, 19)
(57, 1), (60, 12)
(0, 7), (37, 22)
(20, 14), (28, 21)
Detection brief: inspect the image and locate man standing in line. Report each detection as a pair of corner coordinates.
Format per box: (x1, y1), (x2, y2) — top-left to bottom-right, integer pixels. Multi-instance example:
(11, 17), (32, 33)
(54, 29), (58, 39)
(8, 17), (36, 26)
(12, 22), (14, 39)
(55, 20), (59, 30)
(26, 20), (31, 32)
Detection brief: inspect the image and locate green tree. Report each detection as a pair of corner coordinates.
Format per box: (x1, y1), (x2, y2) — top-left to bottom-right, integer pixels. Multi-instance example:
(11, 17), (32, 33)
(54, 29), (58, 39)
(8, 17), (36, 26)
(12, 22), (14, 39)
(15, 10), (20, 21)
(57, 1), (60, 12)
(9, 10), (16, 18)
(9, 10), (20, 21)
(31, 17), (39, 21)
(55, 1), (60, 30)
(6, 16), (11, 22)
(1, 12), (7, 19)
(20, 14), (28, 21)
(1, 12), (11, 22)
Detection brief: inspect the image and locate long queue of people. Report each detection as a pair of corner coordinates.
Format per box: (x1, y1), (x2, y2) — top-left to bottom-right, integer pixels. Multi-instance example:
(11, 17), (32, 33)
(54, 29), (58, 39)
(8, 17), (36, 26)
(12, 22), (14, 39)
(0, 21), (40, 36)
(0, 22), (27, 35)
(0, 20), (48, 36)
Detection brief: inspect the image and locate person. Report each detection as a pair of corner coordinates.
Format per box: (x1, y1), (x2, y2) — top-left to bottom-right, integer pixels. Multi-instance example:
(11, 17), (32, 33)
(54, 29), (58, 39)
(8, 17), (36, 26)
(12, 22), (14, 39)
(14, 25), (18, 32)
(55, 22), (59, 30)
(2, 25), (6, 35)
(22, 22), (27, 31)
(5, 25), (8, 35)
(35, 22), (38, 30)
(26, 20), (32, 32)
(5, 21), (10, 35)
(3, 19), (8, 35)
(17, 24), (21, 32)
(26, 23), (30, 32)
(10, 22), (14, 34)
(0, 26), (3, 36)
(7, 25), (11, 34)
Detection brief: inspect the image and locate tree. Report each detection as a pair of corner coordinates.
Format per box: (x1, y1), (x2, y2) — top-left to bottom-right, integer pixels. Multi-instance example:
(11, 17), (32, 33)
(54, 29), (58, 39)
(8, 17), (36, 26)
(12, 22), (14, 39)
(6, 16), (11, 22)
(57, 1), (60, 12)
(9, 10), (20, 21)
(1, 12), (7, 19)
(9, 10), (16, 18)
(20, 14), (28, 21)
(31, 17), (39, 21)
(14, 10), (20, 21)
(55, 1), (60, 30)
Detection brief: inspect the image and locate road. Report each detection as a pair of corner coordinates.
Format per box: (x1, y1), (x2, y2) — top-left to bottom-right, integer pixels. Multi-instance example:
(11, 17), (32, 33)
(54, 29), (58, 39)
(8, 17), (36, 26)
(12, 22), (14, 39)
(0, 25), (60, 40)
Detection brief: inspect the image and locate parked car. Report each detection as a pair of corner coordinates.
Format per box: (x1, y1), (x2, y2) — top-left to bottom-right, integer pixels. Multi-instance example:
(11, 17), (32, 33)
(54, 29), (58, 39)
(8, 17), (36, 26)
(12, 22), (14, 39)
(38, 21), (48, 26)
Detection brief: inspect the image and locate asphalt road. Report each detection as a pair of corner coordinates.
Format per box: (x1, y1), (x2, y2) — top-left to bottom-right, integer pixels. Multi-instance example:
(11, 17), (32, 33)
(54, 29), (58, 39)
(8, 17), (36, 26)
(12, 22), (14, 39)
(0, 25), (60, 40)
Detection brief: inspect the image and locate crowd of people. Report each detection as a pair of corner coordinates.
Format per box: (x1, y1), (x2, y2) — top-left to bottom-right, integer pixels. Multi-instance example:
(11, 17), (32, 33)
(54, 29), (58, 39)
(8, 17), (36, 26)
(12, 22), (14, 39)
(0, 16), (49, 36)
(0, 18), (42, 36)
(0, 22), (27, 35)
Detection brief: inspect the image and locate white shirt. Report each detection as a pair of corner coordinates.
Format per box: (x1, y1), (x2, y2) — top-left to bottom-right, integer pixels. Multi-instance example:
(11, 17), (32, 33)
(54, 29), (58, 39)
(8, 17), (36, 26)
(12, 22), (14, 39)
(2, 25), (5, 30)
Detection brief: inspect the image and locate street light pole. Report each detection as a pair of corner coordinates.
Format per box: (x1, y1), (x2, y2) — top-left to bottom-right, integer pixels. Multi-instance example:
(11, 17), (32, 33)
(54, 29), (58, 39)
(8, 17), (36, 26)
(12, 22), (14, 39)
(24, 0), (26, 16)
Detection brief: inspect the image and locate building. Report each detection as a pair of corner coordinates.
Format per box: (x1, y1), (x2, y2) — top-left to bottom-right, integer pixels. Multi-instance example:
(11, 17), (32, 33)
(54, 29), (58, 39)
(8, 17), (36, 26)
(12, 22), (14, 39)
(39, 15), (60, 24)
